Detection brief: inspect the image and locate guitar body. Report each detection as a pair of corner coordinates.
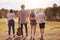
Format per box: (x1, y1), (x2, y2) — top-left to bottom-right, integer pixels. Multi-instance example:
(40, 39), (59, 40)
(17, 27), (22, 36)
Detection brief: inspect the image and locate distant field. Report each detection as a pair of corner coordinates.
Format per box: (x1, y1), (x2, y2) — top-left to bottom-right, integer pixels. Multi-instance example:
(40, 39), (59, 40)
(0, 18), (60, 40)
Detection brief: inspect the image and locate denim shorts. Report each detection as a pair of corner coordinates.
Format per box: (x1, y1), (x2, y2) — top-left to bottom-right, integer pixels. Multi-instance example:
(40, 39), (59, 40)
(30, 20), (37, 25)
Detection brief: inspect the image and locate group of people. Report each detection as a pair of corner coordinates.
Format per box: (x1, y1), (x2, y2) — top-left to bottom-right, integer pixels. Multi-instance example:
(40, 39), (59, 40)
(7, 4), (45, 40)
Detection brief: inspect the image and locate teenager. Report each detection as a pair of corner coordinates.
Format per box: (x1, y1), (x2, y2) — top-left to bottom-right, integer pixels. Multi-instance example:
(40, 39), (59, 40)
(19, 4), (28, 37)
(36, 10), (45, 40)
(7, 9), (15, 38)
(29, 10), (37, 40)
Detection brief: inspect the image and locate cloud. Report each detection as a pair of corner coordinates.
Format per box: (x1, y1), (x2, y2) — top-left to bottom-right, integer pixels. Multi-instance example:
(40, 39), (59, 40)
(0, 0), (60, 10)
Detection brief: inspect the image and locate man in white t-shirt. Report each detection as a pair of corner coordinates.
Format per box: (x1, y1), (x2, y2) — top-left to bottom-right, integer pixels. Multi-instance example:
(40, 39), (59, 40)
(36, 11), (45, 40)
(7, 9), (15, 38)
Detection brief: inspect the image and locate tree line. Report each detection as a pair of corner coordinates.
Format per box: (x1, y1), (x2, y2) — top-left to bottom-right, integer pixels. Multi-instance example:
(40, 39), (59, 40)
(0, 8), (19, 18)
(0, 4), (60, 21)
(44, 4), (60, 21)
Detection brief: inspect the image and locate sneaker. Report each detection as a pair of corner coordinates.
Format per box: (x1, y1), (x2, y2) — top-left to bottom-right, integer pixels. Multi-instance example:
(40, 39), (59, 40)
(23, 37), (26, 40)
(26, 33), (28, 37)
(26, 34), (28, 37)
(6, 37), (11, 40)
(13, 35), (15, 38)
(30, 36), (32, 40)
(14, 37), (21, 40)
(40, 37), (43, 40)
(33, 38), (35, 40)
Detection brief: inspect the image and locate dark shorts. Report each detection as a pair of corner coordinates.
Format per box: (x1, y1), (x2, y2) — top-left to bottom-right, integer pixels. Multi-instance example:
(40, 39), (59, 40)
(39, 23), (45, 29)
(30, 20), (37, 25)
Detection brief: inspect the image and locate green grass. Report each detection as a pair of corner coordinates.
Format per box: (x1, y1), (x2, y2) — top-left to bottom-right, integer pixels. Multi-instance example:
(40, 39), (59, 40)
(0, 18), (60, 40)
(0, 18), (60, 33)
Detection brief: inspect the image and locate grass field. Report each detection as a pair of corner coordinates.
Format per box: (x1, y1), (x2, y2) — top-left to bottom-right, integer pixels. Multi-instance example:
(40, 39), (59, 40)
(0, 18), (60, 40)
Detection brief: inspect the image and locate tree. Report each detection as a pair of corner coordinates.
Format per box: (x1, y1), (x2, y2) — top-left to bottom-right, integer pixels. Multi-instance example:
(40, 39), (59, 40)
(0, 10), (3, 18)
(56, 6), (60, 21)
(44, 7), (52, 21)
(14, 10), (19, 17)
(51, 3), (58, 21)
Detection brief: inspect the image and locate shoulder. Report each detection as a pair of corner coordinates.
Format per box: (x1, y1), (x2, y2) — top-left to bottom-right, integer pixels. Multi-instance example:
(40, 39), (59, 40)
(18, 11), (21, 16)
(7, 13), (9, 16)
(42, 12), (45, 15)
(7, 13), (10, 14)
(37, 13), (40, 15)
(13, 13), (15, 15)
(19, 10), (22, 14)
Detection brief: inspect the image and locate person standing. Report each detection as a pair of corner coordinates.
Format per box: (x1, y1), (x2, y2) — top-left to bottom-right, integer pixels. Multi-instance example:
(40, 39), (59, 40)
(7, 9), (15, 38)
(19, 4), (28, 37)
(36, 10), (45, 40)
(29, 10), (37, 40)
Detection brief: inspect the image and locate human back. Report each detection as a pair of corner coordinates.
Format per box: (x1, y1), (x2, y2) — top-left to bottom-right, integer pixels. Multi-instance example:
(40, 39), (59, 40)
(19, 9), (27, 23)
(36, 12), (45, 23)
(7, 9), (15, 38)
(7, 9), (15, 20)
(19, 4), (27, 23)
(18, 4), (28, 37)
(30, 10), (36, 20)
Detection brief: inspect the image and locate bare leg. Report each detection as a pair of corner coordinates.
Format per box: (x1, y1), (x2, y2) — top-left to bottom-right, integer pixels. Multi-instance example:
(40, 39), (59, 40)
(33, 25), (36, 40)
(40, 28), (44, 40)
(40, 28), (44, 37)
(34, 25), (36, 36)
(30, 25), (33, 40)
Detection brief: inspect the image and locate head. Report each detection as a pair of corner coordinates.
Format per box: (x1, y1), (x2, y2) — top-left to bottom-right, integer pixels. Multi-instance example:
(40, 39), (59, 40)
(31, 10), (35, 14)
(53, 4), (57, 8)
(10, 9), (13, 13)
(21, 4), (25, 9)
(30, 10), (35, 17)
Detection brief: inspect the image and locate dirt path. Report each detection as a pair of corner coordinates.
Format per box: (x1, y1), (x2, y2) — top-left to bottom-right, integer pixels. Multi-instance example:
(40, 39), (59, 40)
(0, 29), (60, 40)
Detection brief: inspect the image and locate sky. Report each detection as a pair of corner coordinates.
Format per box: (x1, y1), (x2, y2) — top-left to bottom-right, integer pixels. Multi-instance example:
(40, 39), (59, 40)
(0, 0), (60, 10)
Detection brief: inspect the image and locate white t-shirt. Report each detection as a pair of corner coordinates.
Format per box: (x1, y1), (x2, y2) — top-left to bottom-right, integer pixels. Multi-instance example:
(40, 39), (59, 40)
(36, 12), (45, 23)
(7, 13), (15, 20)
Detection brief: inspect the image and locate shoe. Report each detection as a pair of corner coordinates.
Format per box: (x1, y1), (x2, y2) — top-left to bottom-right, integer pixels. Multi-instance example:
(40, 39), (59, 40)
(40, 37), (43, 40)
(23, 37), (26, 40)
(26, 33), (28, 37)
(33, 38), (35, 40)
(21, 35), (23, 38)
(26, 34), (28, 37)
(14, 37), (21, 40)
(30, 36), (32, 40)
(13, 35), (15, 38)
(6, 37), (11, 40)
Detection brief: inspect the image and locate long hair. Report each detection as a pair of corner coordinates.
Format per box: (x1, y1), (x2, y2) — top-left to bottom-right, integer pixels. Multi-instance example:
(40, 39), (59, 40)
(30, 10), (35, 17)
(10, 9), (13, 13)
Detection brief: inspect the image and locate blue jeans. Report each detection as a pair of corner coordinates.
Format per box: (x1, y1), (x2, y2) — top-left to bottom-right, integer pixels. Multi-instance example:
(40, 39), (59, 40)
(8, 20), (15, 36)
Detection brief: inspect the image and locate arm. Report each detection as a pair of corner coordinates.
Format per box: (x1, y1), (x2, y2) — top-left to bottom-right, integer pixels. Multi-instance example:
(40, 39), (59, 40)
(7, 13), (9, 21)
(26, 11), (29, 22)
(35, 16), (39, 23)
(18, 12), (20, 25)
(18, 12), (20, 20)
(35, 14), (40, 23)
(44, 13), (46, 20)
(13, 13), (16, 18)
